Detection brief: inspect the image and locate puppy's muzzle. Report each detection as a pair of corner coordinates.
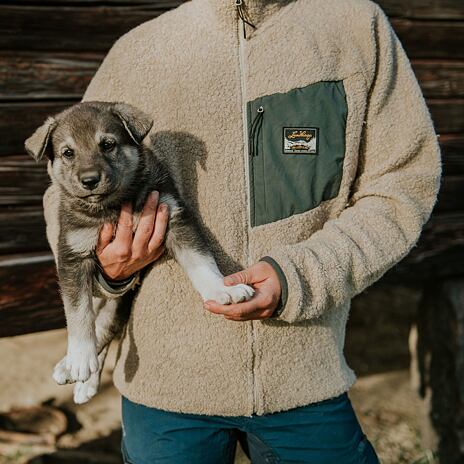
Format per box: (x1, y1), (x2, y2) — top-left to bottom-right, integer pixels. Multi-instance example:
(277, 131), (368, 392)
(80, 170), (101, 190)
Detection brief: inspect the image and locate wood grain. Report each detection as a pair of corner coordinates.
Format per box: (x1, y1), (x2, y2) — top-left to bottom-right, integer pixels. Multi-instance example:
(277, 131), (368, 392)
(377, 0), (464, 19)
(0, 155), (49, 205)
(0, 5), (463, 58)
(2, 0), (463, 20)
(0, 98), (461, 156)
(0, 101), (73, 157)
(3, 53), (464, 100)
(0, 51), (102, 100)
(0, 252), (64, 337)
(412, 60), (464, 98)
(0, 206), (47, 254)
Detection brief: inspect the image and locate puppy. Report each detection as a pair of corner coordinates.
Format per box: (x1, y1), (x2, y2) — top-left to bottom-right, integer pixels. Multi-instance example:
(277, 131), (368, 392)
(25, 101), (254, 403)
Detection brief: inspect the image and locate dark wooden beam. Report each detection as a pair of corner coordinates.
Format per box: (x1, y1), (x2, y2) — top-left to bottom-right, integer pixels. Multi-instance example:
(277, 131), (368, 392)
(0, 252), (64, 338)
(435, 176), (464, 214)
(0, 101), (73, 157)
(0, 99), (461, 156)
(0, 5), (170, 52)
(377, 0), (464, 20)
(2, 53), (464, 101)
(0, 51), (103, 100)
(412, 60), (464, 99)
(428, 99), (464, 134)
(1, 0), (463, 20)
(440, 134), (464, 176)
(0, 206), (48, 254)
(0, 155), (49, 206)
(0, 5), (463, 59)
(392, 19), (464, 59)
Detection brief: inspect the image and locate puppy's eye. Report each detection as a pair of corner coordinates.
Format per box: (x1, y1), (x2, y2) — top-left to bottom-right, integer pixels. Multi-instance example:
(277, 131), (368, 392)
(62, 148), (74, 159)
(101, 139), (115, 151)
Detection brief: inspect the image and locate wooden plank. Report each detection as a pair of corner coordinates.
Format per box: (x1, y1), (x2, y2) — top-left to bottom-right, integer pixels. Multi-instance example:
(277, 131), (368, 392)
(0, 51), (103, 100)
(1, 99), (461, 156)
(435, 175), (464, 214)
(412, 60), (464, 98)
(440, 134), (464, 176)
(377, 0), (464, 20)
(2, 0), (182, 5)
(0, 252), (64, 338)
(0, 206), (48, 254)
(0, 5), (168, 52)
(0, 101), (73, 157)
(428, 99), (464, 134)
(392, 19), (464, 59)
(2, 0), (463, 20)
(3, 53), (464, 101)
(385, 213), (464, 283)
(0, 155), (49, 206)
(0, 5), (463, 58)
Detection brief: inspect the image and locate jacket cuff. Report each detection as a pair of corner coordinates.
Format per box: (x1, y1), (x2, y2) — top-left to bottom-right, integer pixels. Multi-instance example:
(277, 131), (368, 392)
(259, 256), (288, 318)
(93, 268), (140, 298)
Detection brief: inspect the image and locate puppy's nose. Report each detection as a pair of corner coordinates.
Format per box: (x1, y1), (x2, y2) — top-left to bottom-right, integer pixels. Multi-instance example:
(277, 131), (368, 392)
(80, 171), (101, 190)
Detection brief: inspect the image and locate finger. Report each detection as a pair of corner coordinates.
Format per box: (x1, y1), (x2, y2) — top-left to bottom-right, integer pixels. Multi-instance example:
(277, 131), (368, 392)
(224, 308), (275, 321)
(204, 294), (266, 317)
(132, 191), (159, 254)
(223, 264), (266, 287)
(96, 223), (114, 255)
(113, 203), (133, 246)
(147, 202), (169, 255)
(147, 244), (166, 263)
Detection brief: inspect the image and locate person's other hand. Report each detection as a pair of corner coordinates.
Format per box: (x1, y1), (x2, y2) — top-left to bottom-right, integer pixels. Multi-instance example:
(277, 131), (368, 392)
(203, 261), (281, 321)
(95, 191), (169, 281)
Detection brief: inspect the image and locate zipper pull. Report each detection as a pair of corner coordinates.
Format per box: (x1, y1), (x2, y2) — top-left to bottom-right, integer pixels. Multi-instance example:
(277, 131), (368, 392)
(235, 0), (256, 39)
(249, 106), (264, 157)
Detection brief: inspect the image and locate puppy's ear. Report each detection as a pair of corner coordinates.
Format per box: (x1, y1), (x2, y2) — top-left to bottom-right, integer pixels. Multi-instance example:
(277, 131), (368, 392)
(111, 102), (153, 145)
(24, 116), (57, 162)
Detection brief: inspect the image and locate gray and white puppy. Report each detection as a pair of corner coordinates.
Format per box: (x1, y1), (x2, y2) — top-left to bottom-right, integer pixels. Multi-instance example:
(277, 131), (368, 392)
(25, 101), (254, 403)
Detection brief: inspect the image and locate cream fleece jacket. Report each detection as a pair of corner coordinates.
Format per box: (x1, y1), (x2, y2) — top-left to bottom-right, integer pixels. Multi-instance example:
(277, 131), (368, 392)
(43, 0), (442, 416)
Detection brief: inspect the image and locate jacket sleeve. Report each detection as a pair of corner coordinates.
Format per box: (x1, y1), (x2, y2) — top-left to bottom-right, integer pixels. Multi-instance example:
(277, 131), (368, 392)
(83, 36), (144, 297)
(264, 5), (442, 323)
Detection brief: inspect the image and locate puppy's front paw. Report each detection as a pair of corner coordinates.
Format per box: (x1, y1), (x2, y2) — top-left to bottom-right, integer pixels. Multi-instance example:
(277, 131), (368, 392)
(204, 282), (255, 305)
(65, 341), (99, 383)
(73, 372), (100, 404)
(53, 356), (72, 385)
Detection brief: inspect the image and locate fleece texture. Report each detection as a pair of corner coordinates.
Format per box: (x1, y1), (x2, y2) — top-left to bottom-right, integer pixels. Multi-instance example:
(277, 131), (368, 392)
(43, 0), (442, 416)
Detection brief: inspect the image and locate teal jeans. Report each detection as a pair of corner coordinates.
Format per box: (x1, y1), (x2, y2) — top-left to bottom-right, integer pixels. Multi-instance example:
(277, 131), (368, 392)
(121, 392), (380, 464)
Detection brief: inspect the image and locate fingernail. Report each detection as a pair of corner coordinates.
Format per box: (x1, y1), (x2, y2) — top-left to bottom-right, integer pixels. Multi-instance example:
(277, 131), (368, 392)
(160, 203), (168, 211)
(204, 302), (211, 309)
(151, 190), (159, 199)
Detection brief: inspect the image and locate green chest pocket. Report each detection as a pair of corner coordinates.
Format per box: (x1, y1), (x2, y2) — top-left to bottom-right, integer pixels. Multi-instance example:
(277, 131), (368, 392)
(247, 81), (348, 227)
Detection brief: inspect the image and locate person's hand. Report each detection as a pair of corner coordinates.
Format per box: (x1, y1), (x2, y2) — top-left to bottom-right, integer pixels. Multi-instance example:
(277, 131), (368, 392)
(203, 261), (281, 321)
(95, 191), (169, 281)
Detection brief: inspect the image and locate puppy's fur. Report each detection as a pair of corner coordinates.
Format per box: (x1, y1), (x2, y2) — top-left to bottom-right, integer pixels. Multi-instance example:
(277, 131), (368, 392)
(25, 101), (254, 404)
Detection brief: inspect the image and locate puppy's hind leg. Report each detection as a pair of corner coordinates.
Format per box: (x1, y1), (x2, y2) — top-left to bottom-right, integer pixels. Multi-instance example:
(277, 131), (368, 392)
(73, 344), (110, 404)
(53, 296), (129, 389)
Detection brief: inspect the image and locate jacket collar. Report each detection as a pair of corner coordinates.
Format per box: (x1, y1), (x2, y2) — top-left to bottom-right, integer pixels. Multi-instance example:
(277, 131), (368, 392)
(207, 0), (294, 36)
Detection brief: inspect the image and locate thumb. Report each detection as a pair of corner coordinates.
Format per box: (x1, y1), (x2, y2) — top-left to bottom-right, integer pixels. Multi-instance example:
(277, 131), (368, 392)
(96, 223), (114, 255)
(224, 267), (256, 286)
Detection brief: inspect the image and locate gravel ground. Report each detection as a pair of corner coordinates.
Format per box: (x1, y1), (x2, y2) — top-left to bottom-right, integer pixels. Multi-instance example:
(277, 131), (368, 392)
(0, 327), (437, 464)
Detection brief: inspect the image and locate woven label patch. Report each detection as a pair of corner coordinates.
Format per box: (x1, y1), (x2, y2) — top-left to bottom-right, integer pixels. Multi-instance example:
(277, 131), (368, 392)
(283, 127), (318, 154)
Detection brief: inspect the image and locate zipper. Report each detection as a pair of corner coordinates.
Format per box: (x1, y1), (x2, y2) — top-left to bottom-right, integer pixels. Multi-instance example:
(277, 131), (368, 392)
(236, 1), (259, 415)
(249, 105), (264, 158)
